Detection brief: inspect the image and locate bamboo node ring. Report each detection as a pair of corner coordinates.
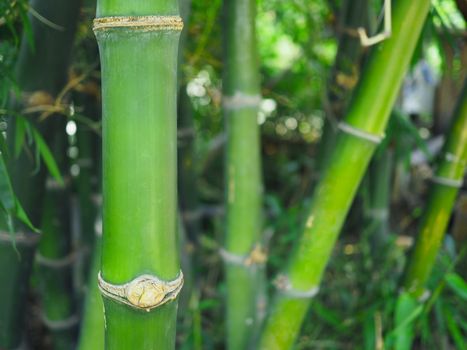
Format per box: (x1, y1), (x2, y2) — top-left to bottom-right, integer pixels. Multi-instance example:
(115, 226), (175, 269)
(93, 16), (184, 32)
(98, 271), (184, 311)
(338, 122), (384, 144)
(274, 274), (319, 299)
(41, 313), (79, 331)
(445, 152), (466, 165)
(36, 250), (78, 269)
(223, 92), (262, 110)
(220, 244), (267, 267)
(431, 175), (463, 189)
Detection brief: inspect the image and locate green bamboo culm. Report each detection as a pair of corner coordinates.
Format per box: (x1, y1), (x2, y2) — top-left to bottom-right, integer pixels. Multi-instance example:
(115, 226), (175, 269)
(223, 0), (264, 349)
(93, 1), (183, 349)
(37, 125), (77, 350)
(392, 82), (467, 350)
(258, 1), (431, 349)
(0, 1), (80, 348)
(77, 231), (104, 350)
(402, 81), (467, 298)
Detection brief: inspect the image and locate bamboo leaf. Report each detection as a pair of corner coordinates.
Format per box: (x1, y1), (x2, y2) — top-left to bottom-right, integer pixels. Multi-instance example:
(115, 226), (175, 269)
(445, 273), (467, 300)
(31, 127), (64, 186)
(389, 293), (423, 350)
(14, 197), (39, 233)
(442, 303), (466, 350)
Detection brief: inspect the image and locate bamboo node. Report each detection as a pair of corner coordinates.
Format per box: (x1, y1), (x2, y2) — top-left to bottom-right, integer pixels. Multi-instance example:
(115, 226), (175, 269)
(93, 16), (184, 32)
(445, 152), (466, 165)
(220, 244), (267, 267)
(338, 122), (384, 144)
(0, 231), (40, 246)
(36, 250), (78, 269)
(274, 274), (319, 299)
(223, 92), (262, 110)
(41, 313), (79, 331)
(97, 270), (184, 311)
(431, 175), (463, 189)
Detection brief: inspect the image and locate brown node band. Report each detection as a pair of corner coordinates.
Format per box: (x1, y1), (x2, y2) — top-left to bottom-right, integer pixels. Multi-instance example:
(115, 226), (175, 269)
(93, 15), (184, 32)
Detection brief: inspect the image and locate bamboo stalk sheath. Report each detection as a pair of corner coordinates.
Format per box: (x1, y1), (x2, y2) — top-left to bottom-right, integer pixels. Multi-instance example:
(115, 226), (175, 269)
(223, 0), (264, 349)
(94, 1), (183, 348)
(258, 1), (431, 349)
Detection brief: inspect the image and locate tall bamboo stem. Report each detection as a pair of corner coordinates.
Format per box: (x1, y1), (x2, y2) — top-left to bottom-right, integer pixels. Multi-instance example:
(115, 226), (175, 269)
(258, 1), (431, 348)
(94, 1), (183, 348)
(222, 0), (264, 349)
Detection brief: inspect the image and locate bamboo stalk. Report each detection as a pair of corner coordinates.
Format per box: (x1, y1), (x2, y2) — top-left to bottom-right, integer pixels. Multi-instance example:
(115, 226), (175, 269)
(222, 0), (264, 349)
(258, 1), (431, 348)
(36, 124), (77, 350)
(77, 232), (104, 350)
(0, 1), (80, 348)
(392, 81), (467, 350)
(402, 82), (467, 298)
(93, 1), (183, 348)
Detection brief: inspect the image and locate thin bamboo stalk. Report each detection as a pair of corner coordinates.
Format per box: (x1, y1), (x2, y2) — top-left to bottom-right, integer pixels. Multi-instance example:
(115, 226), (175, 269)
(402, 82), (467, 298)
(0, 1), (80, 348)
(37, 124), (76, 350)
(222, 0), (264, 348)
(94, 1), (183, 348)
(258, 1), (431, 348)
(393, 81), (467, 350)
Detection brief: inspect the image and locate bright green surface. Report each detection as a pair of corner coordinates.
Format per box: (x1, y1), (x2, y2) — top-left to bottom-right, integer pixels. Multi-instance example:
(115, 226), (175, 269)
(97, 0), (178, 17)
(95, 0), (182, 348)
(259, 0), (431, 348)
(98, 30), (180, 282)
(77, 235), (105, 350)
(223, 0), (263, 349)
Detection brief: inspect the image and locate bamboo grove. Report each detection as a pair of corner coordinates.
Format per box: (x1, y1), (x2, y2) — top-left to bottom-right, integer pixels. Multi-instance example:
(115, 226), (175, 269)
(0, 0), (466, 349)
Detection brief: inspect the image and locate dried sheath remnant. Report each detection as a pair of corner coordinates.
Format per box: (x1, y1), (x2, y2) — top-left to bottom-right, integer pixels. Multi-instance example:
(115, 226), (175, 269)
(93, 16), (183, 32)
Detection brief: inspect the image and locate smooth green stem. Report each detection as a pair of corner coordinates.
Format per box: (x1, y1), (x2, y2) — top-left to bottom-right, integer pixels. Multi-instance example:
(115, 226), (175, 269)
(37, 120), (77, 350)
(77, 234), (105, 350)
(403, 82), (467, 298)
(223, 0), (263, 349)
(258, 1), (430, 348)
(365, 149), (393, 248)
(95, 1), (182, 349)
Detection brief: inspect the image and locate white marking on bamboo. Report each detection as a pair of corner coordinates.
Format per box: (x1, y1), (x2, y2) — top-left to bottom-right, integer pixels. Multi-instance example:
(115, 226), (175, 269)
(431, 176), (463, 188)
(338, 122), (384, 144)
(223, 92), (261, 110)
